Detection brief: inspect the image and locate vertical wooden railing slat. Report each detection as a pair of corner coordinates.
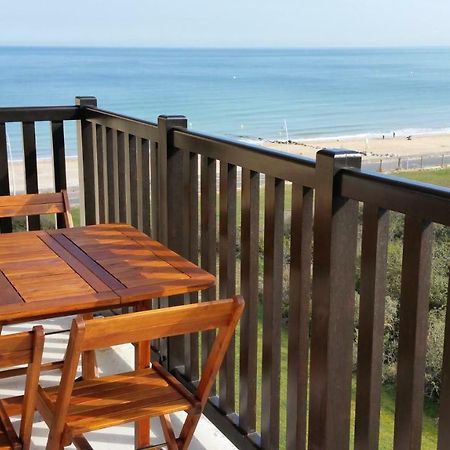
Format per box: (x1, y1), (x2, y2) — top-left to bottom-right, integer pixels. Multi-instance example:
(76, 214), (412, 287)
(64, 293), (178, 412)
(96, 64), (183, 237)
(141, 139), (151, 235)
(286, 184), (313, 450)
(129, 134), (138, 229)
(51, 120), (67, 228)
(308, 149), (361, 450)
(261, 175), (284, 450)
(22, 121), (40, 230)
(219, 161), (237, 414)
(0, 123), (12, 232)
(95, 124), (106, 223)
(76, 96), (97, 225)
(438, 273), (450, 449)
(117, 131), (130, 223)
(158, 116), (189, 371)
(186, 152), (200, 382)
(239, 168), (259, 436)
(135, 137), (144, 230)
(150, 141), (159, 240)
(394, 215), (433, 450)
(106, 127), (119, 223)
(201, 155), (217, 393)
(354, 205), (389, 450)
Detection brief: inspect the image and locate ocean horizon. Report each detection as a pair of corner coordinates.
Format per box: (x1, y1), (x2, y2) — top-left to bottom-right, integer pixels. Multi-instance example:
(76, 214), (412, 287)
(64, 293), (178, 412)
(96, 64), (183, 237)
(2, 46), (450, 158)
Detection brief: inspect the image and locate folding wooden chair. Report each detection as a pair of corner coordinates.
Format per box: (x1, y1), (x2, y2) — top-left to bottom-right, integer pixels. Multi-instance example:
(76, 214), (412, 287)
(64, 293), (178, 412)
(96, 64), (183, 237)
(0, 326), (44, 449)
(37, 296), (244, 450)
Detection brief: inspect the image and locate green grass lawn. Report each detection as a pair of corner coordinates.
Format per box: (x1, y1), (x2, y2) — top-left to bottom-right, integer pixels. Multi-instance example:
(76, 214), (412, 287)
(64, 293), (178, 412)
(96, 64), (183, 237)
(394, 166), (450, 188)
(234, 311), (438, 450)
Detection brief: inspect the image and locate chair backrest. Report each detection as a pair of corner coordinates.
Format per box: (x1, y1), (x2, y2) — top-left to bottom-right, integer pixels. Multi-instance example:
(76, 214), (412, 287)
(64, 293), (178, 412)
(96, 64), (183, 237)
(54, 297), (244, 425)
(0, 191), (73, 228)
(0, 326), (44, 450)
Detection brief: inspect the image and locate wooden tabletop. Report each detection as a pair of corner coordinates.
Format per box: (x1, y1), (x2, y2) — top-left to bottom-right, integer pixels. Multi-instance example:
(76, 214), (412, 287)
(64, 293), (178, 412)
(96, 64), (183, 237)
(0, 223), (215, 324)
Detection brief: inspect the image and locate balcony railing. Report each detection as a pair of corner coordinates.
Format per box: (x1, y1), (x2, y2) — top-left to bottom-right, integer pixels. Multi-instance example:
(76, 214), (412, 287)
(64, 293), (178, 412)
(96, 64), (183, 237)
(1, 97), (450, 450)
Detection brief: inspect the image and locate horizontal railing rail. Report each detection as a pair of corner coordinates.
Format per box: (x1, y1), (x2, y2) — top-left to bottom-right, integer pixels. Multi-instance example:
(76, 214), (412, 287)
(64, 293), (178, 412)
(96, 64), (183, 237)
(172, 128), (316, 187)
(0, 105), (81, 122)
(340, 168), (450, 226)
(84, 106), (159, 141)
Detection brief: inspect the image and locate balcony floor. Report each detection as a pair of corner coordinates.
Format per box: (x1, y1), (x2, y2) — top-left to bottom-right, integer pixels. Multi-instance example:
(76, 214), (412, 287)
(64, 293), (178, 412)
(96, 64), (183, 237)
(1, 316), (236, 450)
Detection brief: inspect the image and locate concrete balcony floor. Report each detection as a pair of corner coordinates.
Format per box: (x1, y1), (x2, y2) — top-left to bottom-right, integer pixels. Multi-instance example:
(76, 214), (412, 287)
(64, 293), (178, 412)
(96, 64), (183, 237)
(1, 316), (237, 450)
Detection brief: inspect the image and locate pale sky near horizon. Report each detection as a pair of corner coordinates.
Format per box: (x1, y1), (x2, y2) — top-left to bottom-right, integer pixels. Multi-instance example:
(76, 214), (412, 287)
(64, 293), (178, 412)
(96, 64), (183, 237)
(0, 0), (449, 48)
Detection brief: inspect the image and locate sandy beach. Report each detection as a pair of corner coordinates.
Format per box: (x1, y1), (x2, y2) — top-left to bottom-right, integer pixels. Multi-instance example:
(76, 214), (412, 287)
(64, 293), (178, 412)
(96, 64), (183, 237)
(260, 132), (450, 160)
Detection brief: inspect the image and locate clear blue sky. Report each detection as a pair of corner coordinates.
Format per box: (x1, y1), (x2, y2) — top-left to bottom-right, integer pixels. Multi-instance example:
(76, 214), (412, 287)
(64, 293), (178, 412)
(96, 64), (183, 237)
(1, 0), (449, 48)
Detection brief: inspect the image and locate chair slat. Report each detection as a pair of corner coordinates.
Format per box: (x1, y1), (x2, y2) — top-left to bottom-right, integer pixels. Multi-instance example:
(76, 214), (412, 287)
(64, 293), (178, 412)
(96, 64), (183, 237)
(0, 192), (72, 227)
(394, 215), (433, 450)
(82, 299), (237, 351)
(0, 192), (65, 207)
(0, 202), (65, 218)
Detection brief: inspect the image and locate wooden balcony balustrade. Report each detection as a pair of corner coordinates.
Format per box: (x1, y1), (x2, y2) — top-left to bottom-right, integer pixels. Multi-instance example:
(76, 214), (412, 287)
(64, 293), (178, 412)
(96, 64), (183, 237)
(1, 97), (450, 450)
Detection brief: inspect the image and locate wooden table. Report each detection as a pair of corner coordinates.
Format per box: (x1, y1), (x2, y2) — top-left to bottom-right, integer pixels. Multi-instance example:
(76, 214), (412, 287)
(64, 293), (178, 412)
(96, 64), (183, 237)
(0, 223), (215, 325)
(0, 223), (215, 448)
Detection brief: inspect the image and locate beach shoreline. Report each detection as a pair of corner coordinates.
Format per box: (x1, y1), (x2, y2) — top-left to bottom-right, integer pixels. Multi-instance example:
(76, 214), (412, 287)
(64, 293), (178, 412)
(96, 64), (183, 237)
(249, 131), (450, 160)
(5, 132), (450, 205)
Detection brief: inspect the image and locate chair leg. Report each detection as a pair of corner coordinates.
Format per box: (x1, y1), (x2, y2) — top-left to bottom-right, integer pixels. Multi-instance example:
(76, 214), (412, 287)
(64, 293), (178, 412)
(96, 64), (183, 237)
(134, 342), (150, 449)
(73, 435), (94, 450)
(178, 411), (202, 450)
(134, 304), (151, 449)
(134, 340), (151, 448)
(80, 314), (98, 379)
(160, 415), (178, 450)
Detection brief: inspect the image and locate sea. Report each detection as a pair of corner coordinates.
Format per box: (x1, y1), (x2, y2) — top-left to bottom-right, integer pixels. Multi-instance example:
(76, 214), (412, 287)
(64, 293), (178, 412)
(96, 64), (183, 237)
(1, 46), (450, 159)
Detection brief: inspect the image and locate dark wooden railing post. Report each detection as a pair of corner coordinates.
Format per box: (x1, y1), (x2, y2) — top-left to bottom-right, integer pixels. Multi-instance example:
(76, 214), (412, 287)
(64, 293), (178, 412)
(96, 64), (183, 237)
(309, 148), (361, 450)
(76, 96), (97, 226)
(157, 115), (189, 371)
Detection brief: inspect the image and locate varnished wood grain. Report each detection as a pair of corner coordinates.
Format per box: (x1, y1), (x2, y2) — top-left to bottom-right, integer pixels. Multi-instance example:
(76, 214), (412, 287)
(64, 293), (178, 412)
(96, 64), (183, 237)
(0, 224), (215, 326)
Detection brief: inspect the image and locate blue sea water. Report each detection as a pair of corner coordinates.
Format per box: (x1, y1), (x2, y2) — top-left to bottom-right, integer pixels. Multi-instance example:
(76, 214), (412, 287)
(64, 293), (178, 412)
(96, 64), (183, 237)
(1, 46), (450, 158)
